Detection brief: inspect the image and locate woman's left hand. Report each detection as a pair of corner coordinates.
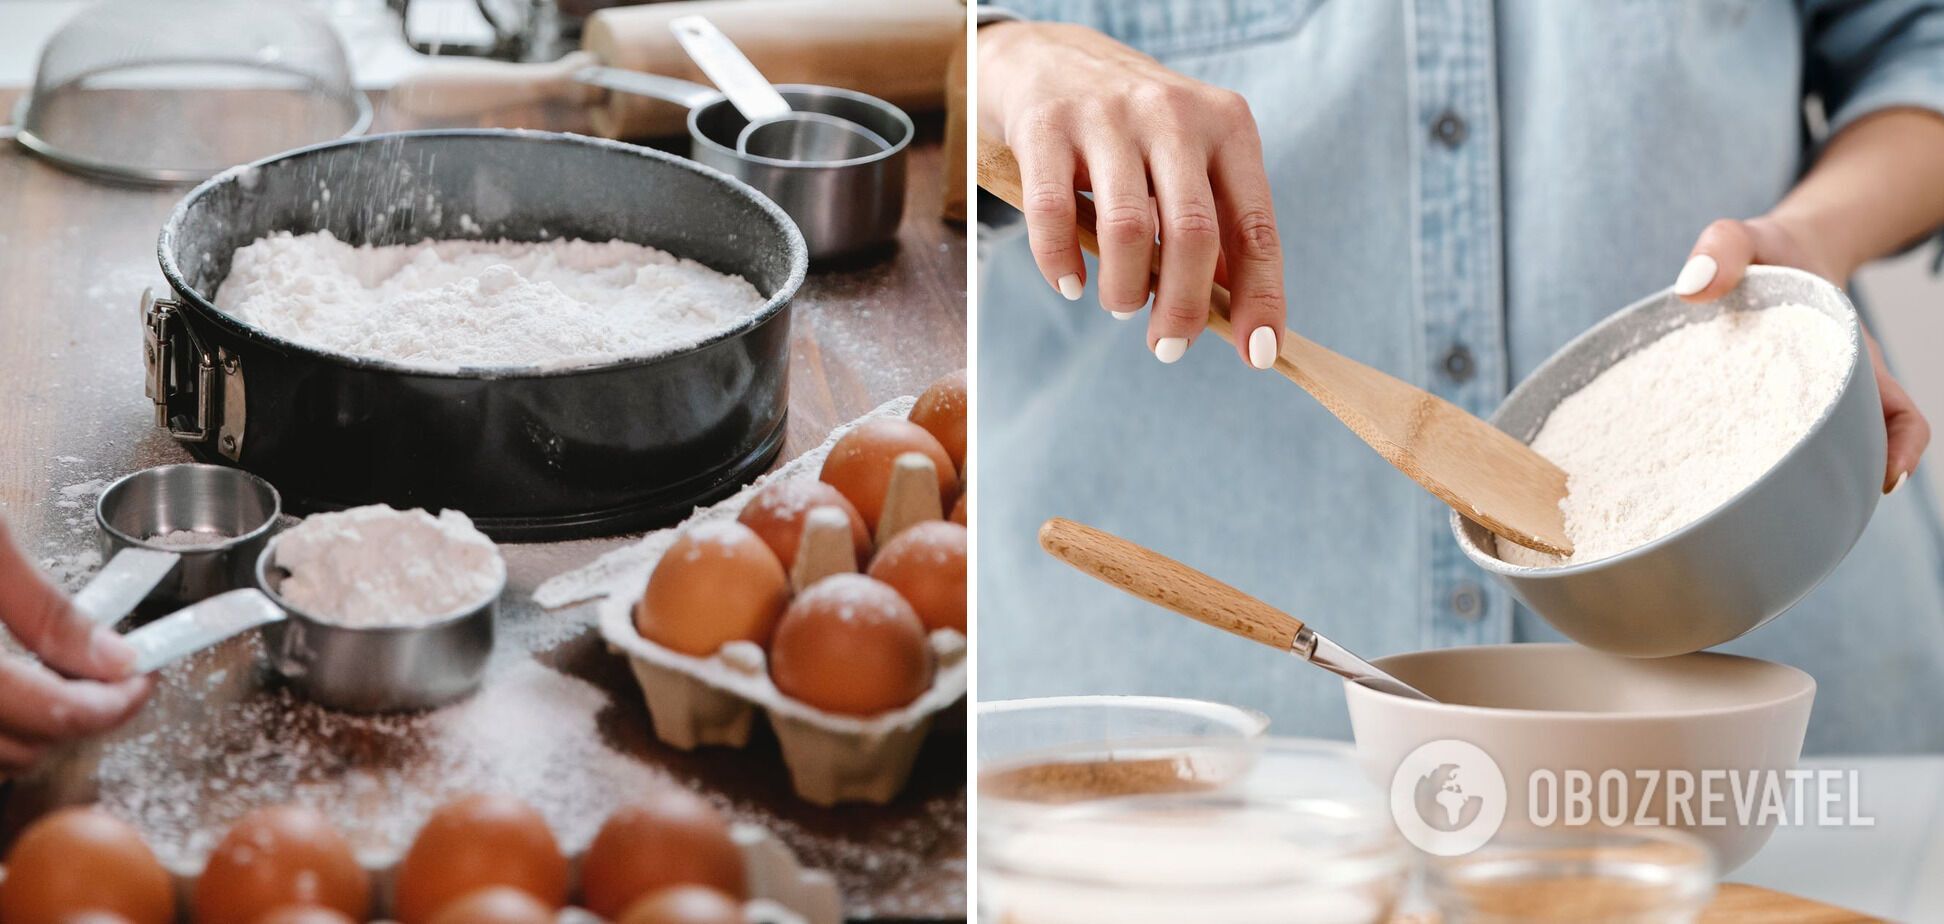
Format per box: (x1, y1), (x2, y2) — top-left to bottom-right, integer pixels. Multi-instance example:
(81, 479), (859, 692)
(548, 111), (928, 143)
(1674, 216), (1930, 494)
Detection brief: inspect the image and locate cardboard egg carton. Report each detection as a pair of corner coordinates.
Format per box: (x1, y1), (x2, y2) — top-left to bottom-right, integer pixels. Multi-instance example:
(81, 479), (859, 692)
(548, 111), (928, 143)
(560, 397), (968, 805)
(134, 821), (838, 924)
(601, 601), (967, 805)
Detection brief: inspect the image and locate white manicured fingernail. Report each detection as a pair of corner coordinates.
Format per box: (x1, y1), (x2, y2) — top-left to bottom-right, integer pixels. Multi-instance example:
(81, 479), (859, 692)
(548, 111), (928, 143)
(1153, 337), (1188, 364)
(1673, 254), (1717, 296)
(1057, 274), (1084, 300)
(1110, 310), (1138, 320)
(1247, 326), (1277, 370)
(1889, 471), (1909, 495)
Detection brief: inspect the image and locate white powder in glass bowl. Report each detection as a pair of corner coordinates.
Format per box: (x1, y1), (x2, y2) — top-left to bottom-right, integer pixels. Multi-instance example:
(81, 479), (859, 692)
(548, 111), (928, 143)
(1496, 303), (1852, 568)
(213, 231), (768, 371)
(274, 505), (505, 627)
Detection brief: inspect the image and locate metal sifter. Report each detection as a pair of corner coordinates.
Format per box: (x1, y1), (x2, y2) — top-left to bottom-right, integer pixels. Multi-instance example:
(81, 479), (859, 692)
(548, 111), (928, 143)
(4, 0), (371, 184)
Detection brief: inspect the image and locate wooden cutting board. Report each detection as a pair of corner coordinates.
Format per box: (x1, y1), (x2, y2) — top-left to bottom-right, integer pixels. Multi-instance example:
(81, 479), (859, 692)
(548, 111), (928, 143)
(1392, 883), (1882, 922)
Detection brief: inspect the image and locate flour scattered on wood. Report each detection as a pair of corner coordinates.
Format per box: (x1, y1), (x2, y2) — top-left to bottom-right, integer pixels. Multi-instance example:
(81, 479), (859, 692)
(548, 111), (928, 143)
(95, 652), (680, 866)
(215, 231), (767, 370)
(275, 506), (504, 627)
(1497, 304), (1851, 567)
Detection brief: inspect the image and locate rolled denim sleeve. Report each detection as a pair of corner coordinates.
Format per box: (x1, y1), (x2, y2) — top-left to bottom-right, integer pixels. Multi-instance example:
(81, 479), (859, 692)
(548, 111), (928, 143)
(1806, 0), (1944, 135)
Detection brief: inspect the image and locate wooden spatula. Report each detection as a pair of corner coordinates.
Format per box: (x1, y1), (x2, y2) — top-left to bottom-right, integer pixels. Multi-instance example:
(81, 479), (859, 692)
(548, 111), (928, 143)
(977, 138), (1573, 556)
(1038, 517), (1436, 701)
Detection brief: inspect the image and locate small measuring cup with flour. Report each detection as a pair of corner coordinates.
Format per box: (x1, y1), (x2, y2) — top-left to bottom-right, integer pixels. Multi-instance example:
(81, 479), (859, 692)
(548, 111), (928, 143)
(116, 505), (503, 709)
(253, 506), (505, 713)
(80, 464), (282, 626)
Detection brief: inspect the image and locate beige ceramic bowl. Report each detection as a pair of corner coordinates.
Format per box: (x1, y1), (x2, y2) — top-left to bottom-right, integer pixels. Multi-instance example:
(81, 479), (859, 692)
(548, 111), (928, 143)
(1344, 644), (1814, 871)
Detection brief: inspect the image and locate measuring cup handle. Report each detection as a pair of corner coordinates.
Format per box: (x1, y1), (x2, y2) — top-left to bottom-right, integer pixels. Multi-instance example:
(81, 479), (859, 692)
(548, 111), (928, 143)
(123, 589), (285, 675)
(573, 67), (720, 110)
(391, 50), (602, 119)
(1037, 517), (1309, 652)
(72, 548), (181, 628)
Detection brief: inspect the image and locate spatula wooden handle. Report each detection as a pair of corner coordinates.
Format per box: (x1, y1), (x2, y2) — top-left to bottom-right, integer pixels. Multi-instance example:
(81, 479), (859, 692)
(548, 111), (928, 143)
(1038, 517), (1306, 652)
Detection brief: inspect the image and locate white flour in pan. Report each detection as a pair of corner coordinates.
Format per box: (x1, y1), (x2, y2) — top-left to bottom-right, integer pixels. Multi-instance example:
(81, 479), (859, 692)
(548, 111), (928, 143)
(1496, 303), (1851, 568)
(275, 505), (504, 627)
(214, 231), (766, 369)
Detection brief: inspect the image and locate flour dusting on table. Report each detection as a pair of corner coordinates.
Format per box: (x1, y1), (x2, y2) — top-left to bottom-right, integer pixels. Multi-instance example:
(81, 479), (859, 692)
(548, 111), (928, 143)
(1497, 303), (1851, 567)
(215, 231), (766, 370)
(95, 651), (679, 865)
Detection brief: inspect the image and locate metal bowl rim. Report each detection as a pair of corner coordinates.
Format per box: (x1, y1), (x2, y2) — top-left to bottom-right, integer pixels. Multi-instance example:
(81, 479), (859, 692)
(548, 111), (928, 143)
(156, 128), (809, 380)
(1451, 266), (1868, 577)
(687, 83), (916, 170)
(95, 462), (283, 552)
(253, 530), (506, 635)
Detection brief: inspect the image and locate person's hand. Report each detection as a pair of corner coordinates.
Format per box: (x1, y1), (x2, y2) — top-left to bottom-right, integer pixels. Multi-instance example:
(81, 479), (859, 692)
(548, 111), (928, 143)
(0, 517), (153, 773)
(979, 21), (1286, 369)
(1673, 217), (1930, 494)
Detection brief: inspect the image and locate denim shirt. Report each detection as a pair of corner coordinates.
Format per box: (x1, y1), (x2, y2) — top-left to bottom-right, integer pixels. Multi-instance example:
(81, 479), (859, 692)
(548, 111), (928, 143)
(977, 0), (1944, 753)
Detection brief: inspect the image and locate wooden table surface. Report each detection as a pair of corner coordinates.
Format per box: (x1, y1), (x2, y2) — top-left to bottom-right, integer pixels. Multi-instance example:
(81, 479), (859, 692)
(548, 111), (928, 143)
(0, 89), (966, 921)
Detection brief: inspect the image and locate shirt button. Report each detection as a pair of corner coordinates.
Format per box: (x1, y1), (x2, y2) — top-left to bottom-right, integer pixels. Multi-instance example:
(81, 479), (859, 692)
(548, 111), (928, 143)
(1442, 344), (1475, 382)
(1451, 582), (1484, 620)
(1432, 110), (1468, 148)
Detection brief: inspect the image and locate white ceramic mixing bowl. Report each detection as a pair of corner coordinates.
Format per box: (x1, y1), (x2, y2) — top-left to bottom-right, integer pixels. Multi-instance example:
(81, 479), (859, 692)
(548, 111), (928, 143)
(1344, 644), (1815, 871)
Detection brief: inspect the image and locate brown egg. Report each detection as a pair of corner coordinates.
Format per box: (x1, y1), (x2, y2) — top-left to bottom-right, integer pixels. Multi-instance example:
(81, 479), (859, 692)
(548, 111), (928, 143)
(424, 887), (554, 924)
(770, 574), (936, 715)
(736, 478), (872, 568)
(580, 790), (746, 918)
(250, 908), (357, 924)
(868, 521), (967, 634)
(818, 420), (956, 533)
(60, 914), (138, 924)
(637, 521), (791, 656)
(0, 806), (173, 924)
(908, 369), (968, 473)
(949, 492), (967, 526)
(615, 886), (744, 924)
(393, 793), (567, 924)
(193, 806), (369, 924)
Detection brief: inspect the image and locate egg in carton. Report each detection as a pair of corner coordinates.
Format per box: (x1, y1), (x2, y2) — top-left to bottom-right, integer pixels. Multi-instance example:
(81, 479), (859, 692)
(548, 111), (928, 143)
(593, 400), (968, 806)
(143, 821), (837, 924)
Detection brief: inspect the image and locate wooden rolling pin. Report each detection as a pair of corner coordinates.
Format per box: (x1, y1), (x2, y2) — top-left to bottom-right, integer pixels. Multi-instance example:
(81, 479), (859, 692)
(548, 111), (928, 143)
(392, 0), (965, 139)
(977, 137), (1573, 556)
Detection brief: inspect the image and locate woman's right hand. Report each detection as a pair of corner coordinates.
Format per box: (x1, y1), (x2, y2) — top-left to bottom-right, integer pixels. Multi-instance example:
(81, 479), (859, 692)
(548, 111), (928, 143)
(979, 21), (1286, 369)
(0, 517), (153, 773)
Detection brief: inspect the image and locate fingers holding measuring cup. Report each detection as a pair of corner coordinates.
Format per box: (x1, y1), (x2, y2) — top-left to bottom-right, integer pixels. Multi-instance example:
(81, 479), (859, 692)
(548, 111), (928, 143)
(980, 21), (1287, 369)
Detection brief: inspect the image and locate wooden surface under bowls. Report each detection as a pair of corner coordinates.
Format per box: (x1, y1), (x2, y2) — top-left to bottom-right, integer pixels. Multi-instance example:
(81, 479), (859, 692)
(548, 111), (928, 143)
(1392, 883), (1879, 923)
(0, 87), (966, 921)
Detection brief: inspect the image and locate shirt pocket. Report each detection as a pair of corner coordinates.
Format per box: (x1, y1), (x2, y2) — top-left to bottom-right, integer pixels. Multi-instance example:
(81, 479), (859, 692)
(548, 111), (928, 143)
(997, 0), (1321, 59)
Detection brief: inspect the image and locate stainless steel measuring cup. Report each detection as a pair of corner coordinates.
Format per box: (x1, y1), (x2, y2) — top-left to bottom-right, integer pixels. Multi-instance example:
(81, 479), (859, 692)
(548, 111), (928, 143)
(252, 535), (500, 713)
(666, 14), (892, 163)
(79, 463), (282, 627)
(577, 69), (912, 260)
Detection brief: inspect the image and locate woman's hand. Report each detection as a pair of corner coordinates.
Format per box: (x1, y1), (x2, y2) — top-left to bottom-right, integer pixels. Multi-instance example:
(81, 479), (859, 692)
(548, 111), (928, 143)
(0, 517), (153, 773)
(1673, 216), (1930, 494)
(979, 21), (1286, 369)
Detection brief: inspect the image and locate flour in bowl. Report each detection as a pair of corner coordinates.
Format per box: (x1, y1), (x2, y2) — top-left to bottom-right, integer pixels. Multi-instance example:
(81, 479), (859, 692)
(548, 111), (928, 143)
(1496, 303), (1851, 568)
(274, 505), (504, 626)
(214, 231), (767, 370)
